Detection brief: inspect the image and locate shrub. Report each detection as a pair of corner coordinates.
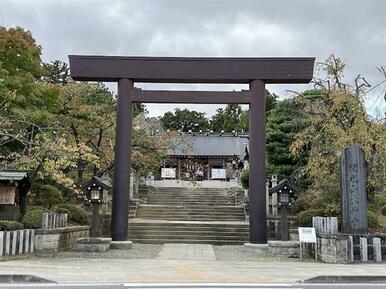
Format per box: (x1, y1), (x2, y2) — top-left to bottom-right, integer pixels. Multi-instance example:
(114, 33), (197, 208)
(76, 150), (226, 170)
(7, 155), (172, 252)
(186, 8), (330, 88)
(381, 206), (386, 216)
(0, 220), (24, 231)
(374, 194), (386, 213)
(240, 168), (249, 189)
(40, 185), (63, 209)
(292, 191), (319, 214)
(55, 207), (70, 215)
(296, 209), (324, 227)
(368, 209), (379, 230)
(322, 202), (341, 216)
(21, 208), (49, 229)
(56, 204), (89, 225)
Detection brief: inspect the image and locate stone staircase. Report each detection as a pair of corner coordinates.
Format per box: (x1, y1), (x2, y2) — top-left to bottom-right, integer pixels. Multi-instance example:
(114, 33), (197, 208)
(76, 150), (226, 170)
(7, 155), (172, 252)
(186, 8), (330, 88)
(128, 187), (250, 244)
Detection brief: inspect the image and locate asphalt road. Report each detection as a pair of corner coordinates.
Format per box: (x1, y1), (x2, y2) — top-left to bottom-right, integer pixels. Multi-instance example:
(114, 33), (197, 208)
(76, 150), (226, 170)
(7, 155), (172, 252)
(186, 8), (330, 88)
(1, 283), (386, 289)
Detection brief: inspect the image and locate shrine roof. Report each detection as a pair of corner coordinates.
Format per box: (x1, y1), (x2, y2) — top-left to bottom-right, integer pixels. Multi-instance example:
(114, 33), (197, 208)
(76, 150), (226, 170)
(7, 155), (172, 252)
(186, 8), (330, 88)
(167, 134), (249, 157)
(0, 170), (29, 181)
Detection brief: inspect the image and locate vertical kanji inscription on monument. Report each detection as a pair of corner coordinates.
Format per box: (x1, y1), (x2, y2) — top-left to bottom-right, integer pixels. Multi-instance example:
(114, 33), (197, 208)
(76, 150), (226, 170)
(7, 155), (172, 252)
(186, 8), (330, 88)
(340, 145), (368, 234)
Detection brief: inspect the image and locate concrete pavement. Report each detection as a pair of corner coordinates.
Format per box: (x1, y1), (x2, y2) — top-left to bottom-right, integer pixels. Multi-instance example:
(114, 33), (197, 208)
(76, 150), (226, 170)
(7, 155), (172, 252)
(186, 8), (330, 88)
(0, 257), (385, 284)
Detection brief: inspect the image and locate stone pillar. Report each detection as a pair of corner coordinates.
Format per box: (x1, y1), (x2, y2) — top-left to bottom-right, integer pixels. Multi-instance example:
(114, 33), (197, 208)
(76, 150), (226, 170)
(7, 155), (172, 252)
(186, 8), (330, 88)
(373, 238), (382, 263)
(360, 237), (368, 262)
(266, 179), (270, 215)
(0, 231), (3, 256)
(111, 78), (133, 241)
(18, 230), (24, 254)
(340, 145), (368, 234)
(208, 158), (211, 180)
(248, 79), (266, 244)
(271, 175), (278, 216)
(348, 235), (354, 263)
(177, 159), (180, 180)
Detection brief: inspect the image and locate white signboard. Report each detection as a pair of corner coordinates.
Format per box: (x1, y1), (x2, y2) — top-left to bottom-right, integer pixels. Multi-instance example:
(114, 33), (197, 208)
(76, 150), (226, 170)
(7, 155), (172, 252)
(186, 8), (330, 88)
(161, 168), (176, 179)
(211, 168), (226, 179)
(298, 227), (317, 243)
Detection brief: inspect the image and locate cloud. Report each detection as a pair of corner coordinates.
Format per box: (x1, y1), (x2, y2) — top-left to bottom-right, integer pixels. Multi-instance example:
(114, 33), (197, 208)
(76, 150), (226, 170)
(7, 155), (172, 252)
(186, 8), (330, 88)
(1, 0), (385, 116)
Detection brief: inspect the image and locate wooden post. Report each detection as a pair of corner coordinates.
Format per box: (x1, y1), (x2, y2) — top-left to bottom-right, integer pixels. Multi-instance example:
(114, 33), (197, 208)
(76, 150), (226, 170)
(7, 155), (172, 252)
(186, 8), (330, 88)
(248, 79), (266, 244)
(91, 203), (100, 238)
(280, 205), (289, 241)
(111, 78), (133, 241)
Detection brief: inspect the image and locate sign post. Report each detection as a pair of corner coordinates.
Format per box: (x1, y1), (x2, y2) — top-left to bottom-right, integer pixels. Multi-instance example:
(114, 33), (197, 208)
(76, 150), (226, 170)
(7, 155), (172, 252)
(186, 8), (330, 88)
(298, 227), (317, 261)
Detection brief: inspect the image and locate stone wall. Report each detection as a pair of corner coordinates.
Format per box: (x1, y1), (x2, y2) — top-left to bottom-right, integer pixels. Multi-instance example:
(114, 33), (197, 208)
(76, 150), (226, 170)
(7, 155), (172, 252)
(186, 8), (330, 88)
(316, 233), (352, 263)
(34, 226), (90, 256)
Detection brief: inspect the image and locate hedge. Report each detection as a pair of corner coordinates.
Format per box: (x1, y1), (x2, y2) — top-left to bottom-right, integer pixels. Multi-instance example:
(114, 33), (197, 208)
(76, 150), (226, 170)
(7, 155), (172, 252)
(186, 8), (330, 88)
(0, 220), (24, 231)
(296, 209), (324, 227)
(56, 204), (89, 225)
(21, 208), (49, 229)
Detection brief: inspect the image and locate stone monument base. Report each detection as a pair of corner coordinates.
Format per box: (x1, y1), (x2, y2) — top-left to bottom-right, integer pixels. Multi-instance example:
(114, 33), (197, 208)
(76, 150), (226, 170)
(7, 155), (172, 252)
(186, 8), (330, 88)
(110, 240), (133, 250)
(268, 240), (299, 257)
(76, 237), (112, 252)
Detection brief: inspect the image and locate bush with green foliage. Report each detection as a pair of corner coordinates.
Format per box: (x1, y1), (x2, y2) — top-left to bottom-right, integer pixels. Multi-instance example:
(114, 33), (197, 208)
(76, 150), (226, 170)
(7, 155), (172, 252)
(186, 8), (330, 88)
(0, 220), (24, 231)
(240, 168), (249, 189)
(381, 206), (386, 216)
(40, 185), (63, 209)
(293, 189), (342, 226)
(55, 204), (89, 225)
(368, 209), (379, 230)
(21, 208), (50, 229)
(374, 194), (386, 214)
(292, 191), (319, 214)
(296, 209), (324, 227)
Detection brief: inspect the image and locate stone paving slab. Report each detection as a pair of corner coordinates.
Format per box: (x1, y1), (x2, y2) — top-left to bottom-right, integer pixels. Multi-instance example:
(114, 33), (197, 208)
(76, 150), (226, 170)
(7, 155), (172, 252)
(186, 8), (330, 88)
(0, 257), (385, 284)
(157, 244), (216, 260)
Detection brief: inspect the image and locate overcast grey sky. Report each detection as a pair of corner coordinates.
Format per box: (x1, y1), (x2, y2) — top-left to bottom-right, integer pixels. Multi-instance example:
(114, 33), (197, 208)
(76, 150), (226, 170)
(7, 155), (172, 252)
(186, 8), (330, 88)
(1, 0), (385, 117)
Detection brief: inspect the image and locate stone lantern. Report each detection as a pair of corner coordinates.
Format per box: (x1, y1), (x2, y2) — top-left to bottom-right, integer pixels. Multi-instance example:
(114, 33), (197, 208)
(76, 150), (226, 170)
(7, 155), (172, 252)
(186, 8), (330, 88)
(269, 180), (298, 241)
(83, 176), (111, 237)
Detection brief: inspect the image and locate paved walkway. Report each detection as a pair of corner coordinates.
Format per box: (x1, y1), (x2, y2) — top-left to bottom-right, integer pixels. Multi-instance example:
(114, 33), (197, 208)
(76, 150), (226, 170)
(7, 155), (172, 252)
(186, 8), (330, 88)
(157, 244), (216, 260)
(1, 255), (385, 284)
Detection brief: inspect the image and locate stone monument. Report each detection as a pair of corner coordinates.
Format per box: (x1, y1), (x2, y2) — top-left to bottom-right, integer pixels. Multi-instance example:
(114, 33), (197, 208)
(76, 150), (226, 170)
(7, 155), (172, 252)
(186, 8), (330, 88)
(340, 145), (368, 234)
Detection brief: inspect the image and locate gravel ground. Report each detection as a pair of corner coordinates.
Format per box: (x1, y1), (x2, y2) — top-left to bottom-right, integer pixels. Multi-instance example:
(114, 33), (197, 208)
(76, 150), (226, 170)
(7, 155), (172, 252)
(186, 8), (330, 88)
(56, 244), (312, 262)
(56, 243), (162, 259)
(213, 245), (300, 261)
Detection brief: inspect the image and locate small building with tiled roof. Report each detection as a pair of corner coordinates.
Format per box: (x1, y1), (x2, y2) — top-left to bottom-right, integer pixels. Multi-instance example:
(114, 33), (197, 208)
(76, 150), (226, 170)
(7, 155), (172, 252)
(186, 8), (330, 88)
(161, 134), (249, 180)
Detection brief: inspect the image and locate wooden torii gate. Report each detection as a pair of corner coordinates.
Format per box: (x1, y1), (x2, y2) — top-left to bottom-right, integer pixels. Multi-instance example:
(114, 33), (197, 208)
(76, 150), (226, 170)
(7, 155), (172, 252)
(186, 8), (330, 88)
(69, 56), (315, 244)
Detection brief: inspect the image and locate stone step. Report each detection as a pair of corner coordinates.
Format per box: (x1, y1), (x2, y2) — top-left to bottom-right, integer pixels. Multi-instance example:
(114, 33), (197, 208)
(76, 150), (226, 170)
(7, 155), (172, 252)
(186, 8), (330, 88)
(137, 208), (244, 213)
(128, 222), (249, 230)
(136, 211), (245, 216)
(138, 216), (244, 222)
(137, 207), (244, 213)
(147, 200), (234, 205)
(136, 212), (245, 217)
(128, 231), (249, 240)
(128, 234), (248, 241)
(134, 186), (245, 244)
(129, 238), (247, 245)
(148, 193), (232, 198)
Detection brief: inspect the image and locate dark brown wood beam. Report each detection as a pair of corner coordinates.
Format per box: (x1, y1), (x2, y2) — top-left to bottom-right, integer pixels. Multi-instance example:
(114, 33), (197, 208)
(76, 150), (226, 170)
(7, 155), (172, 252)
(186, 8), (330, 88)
(69, 56), (315, 84)
(131, 89), (252, 104)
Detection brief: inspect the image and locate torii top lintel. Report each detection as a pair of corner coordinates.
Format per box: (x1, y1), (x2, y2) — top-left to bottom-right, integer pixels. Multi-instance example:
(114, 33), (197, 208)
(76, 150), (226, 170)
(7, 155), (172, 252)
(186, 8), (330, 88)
(69, 55), (315, 84)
